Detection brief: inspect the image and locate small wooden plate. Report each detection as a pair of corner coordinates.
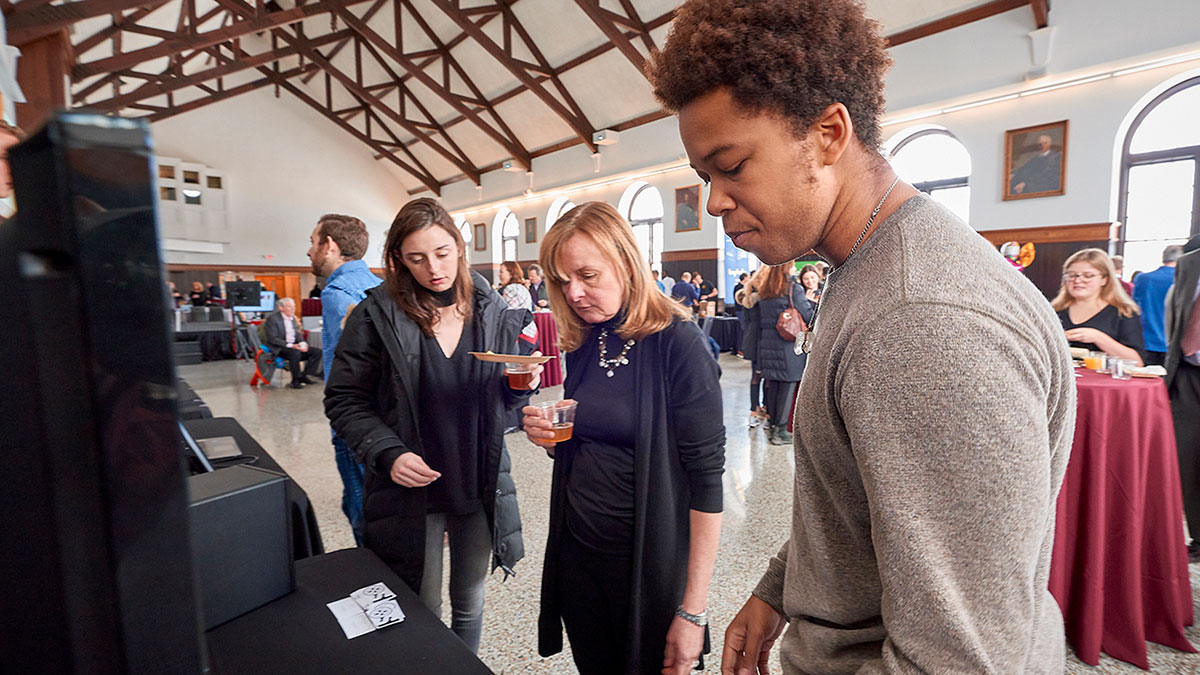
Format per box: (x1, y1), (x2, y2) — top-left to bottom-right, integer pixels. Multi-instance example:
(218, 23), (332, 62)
(468, 352), (553, 364)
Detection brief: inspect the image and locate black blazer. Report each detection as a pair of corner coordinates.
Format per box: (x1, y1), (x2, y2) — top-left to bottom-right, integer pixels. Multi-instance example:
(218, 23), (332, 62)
(1166, 250), (1200, 390)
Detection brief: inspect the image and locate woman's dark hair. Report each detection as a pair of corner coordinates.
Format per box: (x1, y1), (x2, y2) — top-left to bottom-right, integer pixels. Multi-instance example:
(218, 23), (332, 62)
(499, 261), (525, 285)
(383, 198), (473, 336)
(759, 264), (796, 300)
(647, 0), (892, 150)
(797, 264), (821, 285)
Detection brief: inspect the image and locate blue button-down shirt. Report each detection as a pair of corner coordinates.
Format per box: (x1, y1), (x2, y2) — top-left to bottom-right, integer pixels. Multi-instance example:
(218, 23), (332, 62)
(321, 259), (382, 381)
(1132, 265), (1175, 353)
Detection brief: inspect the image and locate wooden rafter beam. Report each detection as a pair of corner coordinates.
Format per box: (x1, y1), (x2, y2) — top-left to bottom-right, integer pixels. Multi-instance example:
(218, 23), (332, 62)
(209, 0), (456, 187)
(886, 0), (1027, 47)
(616, 0), (656, 52)
(1031, 0), (1050, 28)
(335, 6), (533, 169)
(78, 29), (353, 111)
(574, 0), (646, 74)
(258, 65), (441, 195)
(145, 62), (317, 122)
(429, 0), (596, 153)
(71, 0), (373, 80)
(6, 0), (173, 45)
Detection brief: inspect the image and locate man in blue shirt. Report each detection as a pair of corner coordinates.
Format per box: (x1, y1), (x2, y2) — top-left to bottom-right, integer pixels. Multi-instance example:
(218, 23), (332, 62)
(307, 214), (382, 546)
(1133, 244), (1183, 366)
(672, 270), (700, 308)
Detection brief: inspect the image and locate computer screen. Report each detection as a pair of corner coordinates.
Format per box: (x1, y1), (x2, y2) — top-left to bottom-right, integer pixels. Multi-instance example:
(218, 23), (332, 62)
(234, 289), (276, 313)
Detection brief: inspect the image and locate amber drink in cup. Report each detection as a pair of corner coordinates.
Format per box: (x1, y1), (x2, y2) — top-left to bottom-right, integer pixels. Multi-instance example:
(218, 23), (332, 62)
(505, 363), (537, 389)
(535, 400), (577, 442)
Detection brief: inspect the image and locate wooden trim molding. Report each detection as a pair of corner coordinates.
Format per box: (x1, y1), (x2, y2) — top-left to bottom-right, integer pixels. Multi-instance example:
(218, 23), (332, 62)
(167, 263), (313, 273)
(977, 222), (1115, 246)
(661, 248), (719, 262)
(886, 0), (1028, 47)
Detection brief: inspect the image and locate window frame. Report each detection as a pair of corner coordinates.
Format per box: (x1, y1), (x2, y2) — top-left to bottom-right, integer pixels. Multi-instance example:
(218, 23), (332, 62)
(888, 128), (971, 196)
(1116, 76), (1200, 255)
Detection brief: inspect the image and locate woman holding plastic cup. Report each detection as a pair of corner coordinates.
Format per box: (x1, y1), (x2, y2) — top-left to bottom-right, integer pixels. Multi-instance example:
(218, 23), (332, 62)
(523, 201), (725, 674)
(325, 198), (536, 654)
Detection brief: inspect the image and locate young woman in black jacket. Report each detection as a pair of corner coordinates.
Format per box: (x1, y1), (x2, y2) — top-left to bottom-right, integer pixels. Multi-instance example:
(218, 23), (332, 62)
(325, 198), (534, 654)
(755, 264), (814, 445)
(522, 202), (725, 675)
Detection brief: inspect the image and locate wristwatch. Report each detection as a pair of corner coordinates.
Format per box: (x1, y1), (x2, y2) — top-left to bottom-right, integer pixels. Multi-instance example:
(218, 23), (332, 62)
(675, 606), (708, 627)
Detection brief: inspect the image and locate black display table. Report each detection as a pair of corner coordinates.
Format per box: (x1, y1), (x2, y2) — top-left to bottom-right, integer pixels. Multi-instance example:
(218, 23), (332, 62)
(183, 417), (324, 559)
(205, 548), (492, 674)
(710, 315), (743, 352)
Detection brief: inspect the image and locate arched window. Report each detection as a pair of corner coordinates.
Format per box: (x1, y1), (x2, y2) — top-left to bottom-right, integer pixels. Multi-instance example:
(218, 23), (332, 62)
(546, 196), (577, 230)
(619, 181), (663, 268)
(1118, 76), (1200, 275)
(887, 128), (971, 222)
(454, 214), (472, 245)
(494, 208), (520, 262)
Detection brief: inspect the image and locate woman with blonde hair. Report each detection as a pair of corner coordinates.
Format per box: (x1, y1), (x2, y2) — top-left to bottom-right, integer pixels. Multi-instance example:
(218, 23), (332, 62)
(1052, 248), (1145, 365)
(522, 201), (725, 674)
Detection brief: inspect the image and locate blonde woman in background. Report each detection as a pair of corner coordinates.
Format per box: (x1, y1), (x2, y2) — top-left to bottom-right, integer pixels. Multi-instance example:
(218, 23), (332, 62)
(1052, 248), (1145, 365)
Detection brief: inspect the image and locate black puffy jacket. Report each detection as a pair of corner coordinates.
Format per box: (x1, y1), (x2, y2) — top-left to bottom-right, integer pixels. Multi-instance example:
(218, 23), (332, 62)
(757, 282), (814, 382)
(325, 271), (528, 591)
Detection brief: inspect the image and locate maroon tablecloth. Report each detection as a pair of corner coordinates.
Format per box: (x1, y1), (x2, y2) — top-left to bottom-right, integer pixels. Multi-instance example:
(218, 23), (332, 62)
(1049, 369), (1195, 668)
(533, 311), (564, 388)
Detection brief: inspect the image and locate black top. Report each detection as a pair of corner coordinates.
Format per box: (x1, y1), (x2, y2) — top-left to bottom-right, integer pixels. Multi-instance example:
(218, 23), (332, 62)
(417, 320), (484, 515)
(698, 280), (715, 300)
(565, 318), (638, 556)
(190, 289), (209, 306)
(1057, 304), (1146, 363)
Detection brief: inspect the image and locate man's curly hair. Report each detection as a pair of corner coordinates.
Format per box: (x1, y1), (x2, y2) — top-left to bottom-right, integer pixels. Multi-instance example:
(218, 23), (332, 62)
(647, 0), (892, 150)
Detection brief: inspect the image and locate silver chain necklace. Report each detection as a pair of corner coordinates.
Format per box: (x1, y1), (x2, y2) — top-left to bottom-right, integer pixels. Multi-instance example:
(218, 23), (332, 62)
(799, 176), (901, 355)
(597, 328), (636, 377)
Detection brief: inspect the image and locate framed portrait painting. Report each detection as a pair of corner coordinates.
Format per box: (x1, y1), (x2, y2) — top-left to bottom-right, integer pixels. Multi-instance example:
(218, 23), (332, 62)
(675, 185), (701, 232)
(473, 223), (486, 251)
(1003, 120), (1068, 201)
(524, 217), (537, 244)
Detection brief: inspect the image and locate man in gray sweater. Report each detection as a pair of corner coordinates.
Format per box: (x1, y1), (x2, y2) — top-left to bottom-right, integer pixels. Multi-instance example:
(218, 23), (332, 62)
(649, 1), (1075, 672)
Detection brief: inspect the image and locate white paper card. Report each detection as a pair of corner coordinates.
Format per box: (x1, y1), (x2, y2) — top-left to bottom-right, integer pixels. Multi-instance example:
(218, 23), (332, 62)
(327, 597), (376, 639)
(350, 582), (396, 609)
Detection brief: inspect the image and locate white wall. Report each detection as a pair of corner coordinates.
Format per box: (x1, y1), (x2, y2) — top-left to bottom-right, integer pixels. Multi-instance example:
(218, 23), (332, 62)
(152, 88), (410, 267)
(885, 60), (1200, 232)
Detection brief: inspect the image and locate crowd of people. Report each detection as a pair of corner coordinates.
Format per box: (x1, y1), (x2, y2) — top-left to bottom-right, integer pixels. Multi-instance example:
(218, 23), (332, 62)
(209, 0), (1200, 672)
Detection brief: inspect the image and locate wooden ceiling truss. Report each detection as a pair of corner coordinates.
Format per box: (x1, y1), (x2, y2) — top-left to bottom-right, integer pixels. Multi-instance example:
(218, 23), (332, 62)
(4, 0), (1052, 193)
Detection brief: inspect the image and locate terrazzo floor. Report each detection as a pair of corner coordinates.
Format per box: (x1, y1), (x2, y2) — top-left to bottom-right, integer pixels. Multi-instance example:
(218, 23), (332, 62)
(180, 354), (1200, 674)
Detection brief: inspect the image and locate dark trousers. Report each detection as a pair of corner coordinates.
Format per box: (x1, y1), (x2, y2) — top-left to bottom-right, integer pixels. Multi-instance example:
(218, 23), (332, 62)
(277, 346), (321, 381)
(749, 369), (763, 411)
(1172, 362), (1200, 540)
(764, 379), (798, 428)
(1146, 350), (1167, 366)
(557, 529), (633, 675)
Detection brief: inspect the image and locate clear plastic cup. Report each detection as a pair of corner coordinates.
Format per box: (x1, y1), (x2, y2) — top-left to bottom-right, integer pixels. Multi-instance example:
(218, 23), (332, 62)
(534, 400), (577, 442)
(505, 362), (537, 389)
(1112, 359), (1137, 380)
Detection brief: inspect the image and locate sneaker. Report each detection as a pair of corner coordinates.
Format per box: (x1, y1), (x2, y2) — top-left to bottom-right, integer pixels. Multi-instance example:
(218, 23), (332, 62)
(748, 412), (762, 428)
(288, 381), (305, 389)
(298, 376), (317, 385)
(775, 428), (794, 445)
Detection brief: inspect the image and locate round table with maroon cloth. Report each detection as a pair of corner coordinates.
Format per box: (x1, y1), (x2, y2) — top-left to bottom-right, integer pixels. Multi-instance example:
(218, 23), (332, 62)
(1049, 368), (1196, 669)
(532, 311), (564, 388)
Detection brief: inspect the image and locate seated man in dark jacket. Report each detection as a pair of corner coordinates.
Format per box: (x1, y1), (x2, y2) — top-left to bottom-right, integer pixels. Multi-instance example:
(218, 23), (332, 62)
(264, 297), (322, 388)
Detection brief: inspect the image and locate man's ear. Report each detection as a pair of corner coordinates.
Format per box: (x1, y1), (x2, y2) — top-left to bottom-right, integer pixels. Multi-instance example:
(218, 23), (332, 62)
(811, 103), (854, 168)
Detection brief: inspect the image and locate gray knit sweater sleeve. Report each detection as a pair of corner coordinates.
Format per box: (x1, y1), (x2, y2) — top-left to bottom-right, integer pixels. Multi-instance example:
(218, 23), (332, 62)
(837, 302), (1068, 672)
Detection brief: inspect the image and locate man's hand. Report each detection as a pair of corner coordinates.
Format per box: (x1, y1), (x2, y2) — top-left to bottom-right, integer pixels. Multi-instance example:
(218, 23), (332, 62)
(662, 615), (705, 675)
(389, 452), (441, 487)
(723, 595), (786, 675)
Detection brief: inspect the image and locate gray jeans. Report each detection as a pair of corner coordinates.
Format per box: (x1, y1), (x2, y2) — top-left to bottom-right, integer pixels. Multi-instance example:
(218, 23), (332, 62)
(419, 510), (491, 653)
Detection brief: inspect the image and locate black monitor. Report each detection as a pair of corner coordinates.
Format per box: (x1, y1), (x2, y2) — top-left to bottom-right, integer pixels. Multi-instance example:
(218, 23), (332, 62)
(0, 112), (206, 673)
(226, 280), (262, 311)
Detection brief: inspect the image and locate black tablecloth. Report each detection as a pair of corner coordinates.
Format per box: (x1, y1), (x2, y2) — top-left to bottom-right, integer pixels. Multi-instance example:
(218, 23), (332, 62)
(183, 417), (324, 560)
(205, 548), (492, 675)
(710, 316), (743, 352)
